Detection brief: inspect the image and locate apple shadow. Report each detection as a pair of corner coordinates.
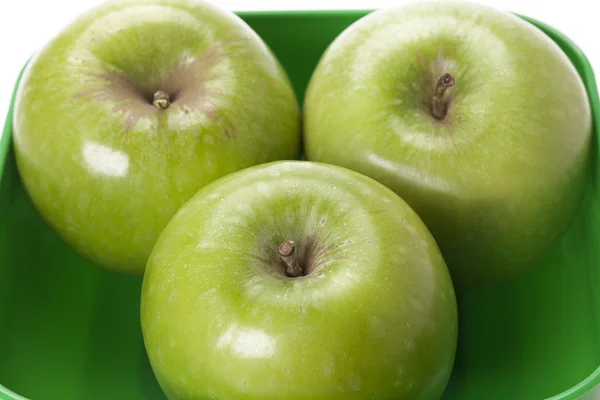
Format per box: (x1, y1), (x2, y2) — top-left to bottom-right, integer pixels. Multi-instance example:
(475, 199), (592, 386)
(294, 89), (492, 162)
(138, 340), (167, 400)
(440, 291), (470, 399)
(445, 285), (530, 399)
(79, 271), (164, 400)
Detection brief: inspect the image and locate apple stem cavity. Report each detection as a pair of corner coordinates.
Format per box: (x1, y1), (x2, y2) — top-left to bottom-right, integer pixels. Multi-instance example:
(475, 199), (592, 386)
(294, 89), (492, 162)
(431, 73), (455, 120)
(278, 240), (304, 278)
(153, 90), (171, 110)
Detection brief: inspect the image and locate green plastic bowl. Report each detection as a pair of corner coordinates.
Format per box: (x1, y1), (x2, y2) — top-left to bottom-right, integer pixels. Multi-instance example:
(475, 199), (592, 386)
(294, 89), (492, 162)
(1, 9), (599, 400)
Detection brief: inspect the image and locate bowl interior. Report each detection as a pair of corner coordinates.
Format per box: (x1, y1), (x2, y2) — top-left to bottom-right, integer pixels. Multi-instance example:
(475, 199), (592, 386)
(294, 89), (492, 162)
(1, 10), (600, 400)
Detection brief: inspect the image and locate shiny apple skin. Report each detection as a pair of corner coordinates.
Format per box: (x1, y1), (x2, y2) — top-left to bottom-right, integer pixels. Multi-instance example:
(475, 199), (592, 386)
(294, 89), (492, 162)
(141, 161), (458, 400)
(12, 0), (300, 274)
(303, 2), (592, 288)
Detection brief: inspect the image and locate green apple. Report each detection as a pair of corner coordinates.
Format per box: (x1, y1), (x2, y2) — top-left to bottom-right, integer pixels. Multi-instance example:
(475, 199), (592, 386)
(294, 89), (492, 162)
(12, 0), (300, 275)
(303, 2), (592, 288)
(141, 161), (458, 400)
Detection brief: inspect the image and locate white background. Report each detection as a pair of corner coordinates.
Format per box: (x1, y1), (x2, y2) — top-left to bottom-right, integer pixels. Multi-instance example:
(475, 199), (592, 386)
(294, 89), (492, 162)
(0, 0), (596, 121)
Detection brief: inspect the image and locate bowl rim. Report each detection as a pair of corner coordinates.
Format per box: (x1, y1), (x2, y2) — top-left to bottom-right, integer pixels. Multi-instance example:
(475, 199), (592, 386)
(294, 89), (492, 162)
(0, 8), (599, 400)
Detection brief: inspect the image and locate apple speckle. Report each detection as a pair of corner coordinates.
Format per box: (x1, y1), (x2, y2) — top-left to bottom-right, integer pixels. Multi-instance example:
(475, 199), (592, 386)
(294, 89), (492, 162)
(257, 182), (270, 194)
(236, 203), (251, 212)
(179, 51), (196, 66)
(201, 288), (216, 298)
(246, 283), (264, 298)
(348, 374), (362, 391)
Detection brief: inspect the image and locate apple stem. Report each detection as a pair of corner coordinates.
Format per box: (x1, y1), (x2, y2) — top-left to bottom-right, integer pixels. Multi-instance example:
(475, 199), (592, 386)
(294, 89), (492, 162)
(431, 73), (455, 120)
(153, 90), (171, 110)
(278, 240), (303, 277)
